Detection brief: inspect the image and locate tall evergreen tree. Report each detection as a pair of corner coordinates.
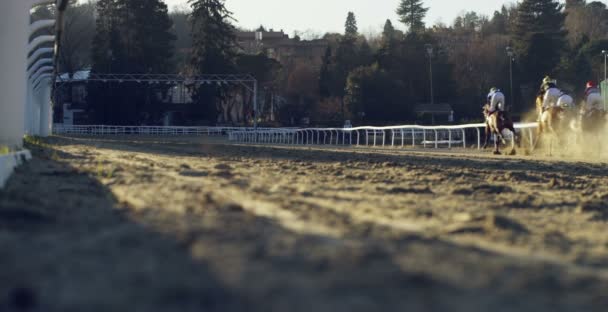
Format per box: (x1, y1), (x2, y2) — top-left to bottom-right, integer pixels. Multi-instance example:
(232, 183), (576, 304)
(345, 12), (358, 39)
(188, 0), (237, 121)
(396, 0), (429, 33)
(88, 0), (175, 124)
(382, 19), (396, 42)
(319, 47), (333, 97)
(513, 0), (566, 85)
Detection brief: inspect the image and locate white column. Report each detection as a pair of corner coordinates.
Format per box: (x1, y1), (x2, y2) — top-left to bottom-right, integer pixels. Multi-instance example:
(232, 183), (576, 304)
(30, 19), (55, 34)
(0, 0), (30, 148)
(26, 79), (34, 135)
(32, 87), (41, 136)
(39, 79), (53, 137)
(28, 58), (53, 77)
(28, 47), (54, 68)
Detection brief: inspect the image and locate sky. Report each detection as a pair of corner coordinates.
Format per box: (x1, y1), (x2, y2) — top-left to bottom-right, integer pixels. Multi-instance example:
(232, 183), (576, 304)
(165, 0), (516, 36)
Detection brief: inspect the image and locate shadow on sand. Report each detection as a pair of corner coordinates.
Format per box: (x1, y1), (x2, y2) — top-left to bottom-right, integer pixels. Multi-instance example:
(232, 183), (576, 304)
(0, 138), (607, 311)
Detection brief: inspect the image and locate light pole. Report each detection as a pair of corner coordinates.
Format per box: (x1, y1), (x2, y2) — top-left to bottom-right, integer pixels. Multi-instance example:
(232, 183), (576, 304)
(425, 44), (434, 105)
(506, 46), (515, 112)
(603, 50), (607, 111)
(602, 50), (607, 83)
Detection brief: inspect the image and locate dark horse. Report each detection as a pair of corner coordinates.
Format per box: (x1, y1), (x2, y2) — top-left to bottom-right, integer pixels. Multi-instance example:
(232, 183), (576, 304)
(482, 105), (517, 155)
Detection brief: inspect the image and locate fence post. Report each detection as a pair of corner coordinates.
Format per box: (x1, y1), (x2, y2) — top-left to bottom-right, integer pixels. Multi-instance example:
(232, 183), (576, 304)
(462, 129), (466, 148)
(423, 130), (427, 148)
(448, 130), (452, 149)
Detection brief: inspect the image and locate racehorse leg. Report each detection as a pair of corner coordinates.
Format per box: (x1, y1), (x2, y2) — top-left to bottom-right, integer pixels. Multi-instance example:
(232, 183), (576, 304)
(483, 124), (490, 149)
(532, 123), (543, 151)
(493, 131), (501, 155)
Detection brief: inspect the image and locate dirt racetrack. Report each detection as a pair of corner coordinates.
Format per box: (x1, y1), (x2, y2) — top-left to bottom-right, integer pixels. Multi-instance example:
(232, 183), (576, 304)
(2, 135), (608, 311)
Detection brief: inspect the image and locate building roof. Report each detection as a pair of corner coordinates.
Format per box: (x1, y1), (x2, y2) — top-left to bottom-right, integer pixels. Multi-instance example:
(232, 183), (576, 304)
(236, 30), (289, 40)
(56, 70), (90, 82)
(414, 104), (453, 114)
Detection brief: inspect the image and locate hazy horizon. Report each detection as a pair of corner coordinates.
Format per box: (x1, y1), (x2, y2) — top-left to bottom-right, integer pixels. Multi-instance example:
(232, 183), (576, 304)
(165, 0), (519, 36)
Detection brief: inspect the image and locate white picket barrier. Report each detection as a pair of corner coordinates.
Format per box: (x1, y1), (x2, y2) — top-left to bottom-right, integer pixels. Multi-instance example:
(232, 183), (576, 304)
(228, 123), (539, 150)
(51, 122), (539, 150)
(53, 124), (295, 136)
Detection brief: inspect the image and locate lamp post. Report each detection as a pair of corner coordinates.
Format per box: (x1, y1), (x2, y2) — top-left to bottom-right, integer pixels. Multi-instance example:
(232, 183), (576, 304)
(506, 46), (515, 112)
(602, 50), (607, 83)
(425, 44), (434, 105)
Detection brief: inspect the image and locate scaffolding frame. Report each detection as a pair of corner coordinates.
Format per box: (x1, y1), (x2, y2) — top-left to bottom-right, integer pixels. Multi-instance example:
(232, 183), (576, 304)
(55, 73), (259, 128)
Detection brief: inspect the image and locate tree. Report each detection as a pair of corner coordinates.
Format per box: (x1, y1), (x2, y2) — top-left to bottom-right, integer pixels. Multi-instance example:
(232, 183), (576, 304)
(236, 53), (282, 122)
(344, 64), (410, 121)
(345, 12), (358, 39)
(170, 6), (193, 72)
(57, 1), (96, 74)
(565, 1), (608, 45)
(512, 0), (566, 86)
(280, 62), (318, 124)
(485, 8), (508, 35)
(189, 0), (238, 122)
(88, 0), (175, 124)
(565, 0), (586, 9)
(382, 19), (396, 42)
(319, 46), (333, 97)
(396, 0), (429, 33)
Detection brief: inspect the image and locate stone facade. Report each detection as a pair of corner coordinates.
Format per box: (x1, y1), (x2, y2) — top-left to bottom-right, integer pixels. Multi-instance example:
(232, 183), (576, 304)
(236, 29), (328, 70)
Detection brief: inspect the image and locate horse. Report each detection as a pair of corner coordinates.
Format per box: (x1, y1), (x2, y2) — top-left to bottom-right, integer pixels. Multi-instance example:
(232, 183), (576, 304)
(482, 105), (517, 155)
(533, 95), (569, 151)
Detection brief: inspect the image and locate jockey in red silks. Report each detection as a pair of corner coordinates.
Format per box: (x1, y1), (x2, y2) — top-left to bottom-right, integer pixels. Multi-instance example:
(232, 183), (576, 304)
(583, 81), (603, 116)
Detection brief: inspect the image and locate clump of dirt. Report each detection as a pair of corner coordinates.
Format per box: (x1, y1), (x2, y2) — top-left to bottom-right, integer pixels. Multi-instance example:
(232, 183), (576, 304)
(445, 213), (529, 236)
(576, 193), (608, 217)
(451, 184), (513, 196)
(377, 186), (433, 194)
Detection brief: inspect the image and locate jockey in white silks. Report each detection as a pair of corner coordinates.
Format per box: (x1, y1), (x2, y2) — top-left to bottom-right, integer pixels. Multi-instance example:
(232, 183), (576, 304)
(487, 87), (505, 114)
(540, 77), (561, 110)
(556, 93), (574, 109)
(583, 81), (603, 115)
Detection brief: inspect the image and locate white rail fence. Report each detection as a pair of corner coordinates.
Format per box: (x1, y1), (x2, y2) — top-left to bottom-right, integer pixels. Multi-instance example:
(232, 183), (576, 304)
(53, 124), (291, 136)
(52, 123), (539, 150)
(228, 123), (539, 149)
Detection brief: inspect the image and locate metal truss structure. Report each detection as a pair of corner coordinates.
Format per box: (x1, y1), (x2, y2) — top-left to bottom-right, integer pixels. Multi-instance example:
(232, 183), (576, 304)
(55, 73), (260, 127)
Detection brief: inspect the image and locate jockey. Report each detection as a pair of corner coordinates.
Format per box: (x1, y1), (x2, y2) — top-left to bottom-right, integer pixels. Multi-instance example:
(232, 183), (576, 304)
(556, 91), (574, 109)
(486, 87), (505, 119)
(557, 92), (574, 109)
(539, 76), (555, 95)
(540, 77), (561, 110)
(583, 81), (603, 115)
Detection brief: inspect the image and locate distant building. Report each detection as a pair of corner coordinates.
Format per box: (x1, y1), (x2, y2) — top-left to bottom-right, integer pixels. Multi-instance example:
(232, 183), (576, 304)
(236, 29), (328, 70)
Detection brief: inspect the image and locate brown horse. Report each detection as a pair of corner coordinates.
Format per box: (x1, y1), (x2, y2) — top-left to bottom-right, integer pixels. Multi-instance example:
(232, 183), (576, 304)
(534, 95), (568, 150)
(482, 105), (517, 155)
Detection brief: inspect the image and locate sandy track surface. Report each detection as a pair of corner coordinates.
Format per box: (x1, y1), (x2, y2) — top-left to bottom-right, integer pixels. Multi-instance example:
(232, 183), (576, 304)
(2, 135), (608, 311)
